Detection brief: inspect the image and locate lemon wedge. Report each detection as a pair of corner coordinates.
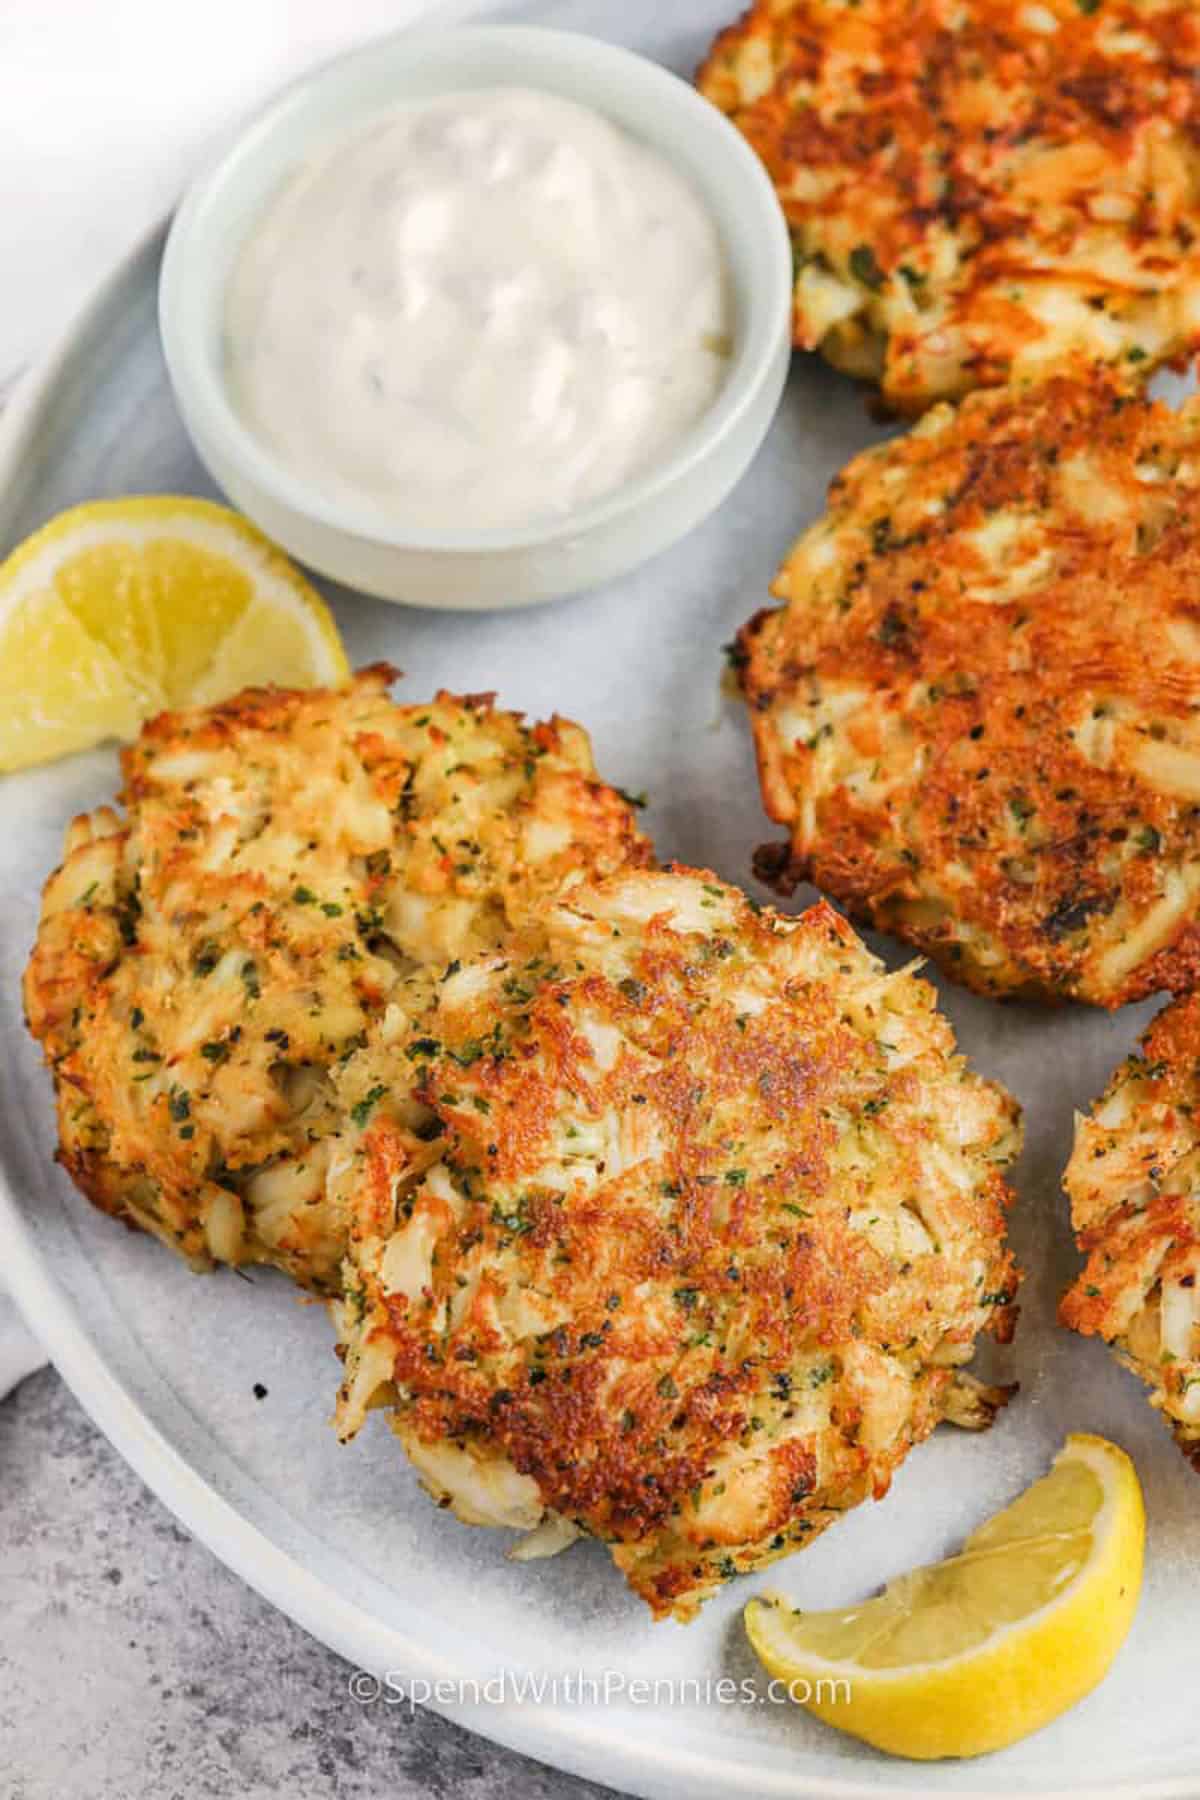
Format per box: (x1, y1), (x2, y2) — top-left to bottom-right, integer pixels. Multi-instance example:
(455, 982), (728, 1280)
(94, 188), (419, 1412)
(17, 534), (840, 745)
(0, 496), (348, 772)
(745, 1433), (1144, 1761)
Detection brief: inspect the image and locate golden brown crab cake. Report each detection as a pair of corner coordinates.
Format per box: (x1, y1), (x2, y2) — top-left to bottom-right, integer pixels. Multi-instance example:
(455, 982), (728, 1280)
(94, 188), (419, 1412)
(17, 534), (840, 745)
(23, 667), (649, 1291)
(739, 370), (1200, 1006)
(334, 867), (1020, 1621)
(697, 0), (1200, 414)
(1063, 994), (1200, 1466)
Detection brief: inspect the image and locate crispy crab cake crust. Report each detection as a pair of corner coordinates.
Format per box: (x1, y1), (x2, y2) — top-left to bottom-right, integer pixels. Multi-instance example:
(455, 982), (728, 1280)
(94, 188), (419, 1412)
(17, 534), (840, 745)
(1063, 994), (1200, 1466)
(23, 666), (649, 1291)
(334, 867), (1021, 1621)
(697, 0), (1200, 414)
(739, 370), (1200, 1006)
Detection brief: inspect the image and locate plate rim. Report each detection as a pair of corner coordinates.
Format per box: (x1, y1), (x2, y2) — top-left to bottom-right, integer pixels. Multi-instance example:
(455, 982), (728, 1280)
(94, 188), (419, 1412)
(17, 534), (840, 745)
(2, 138), (1197, 1800)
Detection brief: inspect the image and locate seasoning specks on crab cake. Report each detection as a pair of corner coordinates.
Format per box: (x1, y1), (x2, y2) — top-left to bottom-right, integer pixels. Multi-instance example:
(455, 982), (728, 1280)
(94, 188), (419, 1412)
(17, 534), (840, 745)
(334, 867), (1021, 1621)
(697, 0), (1200, 414)
(23, 666), (649, 1292)
(739, 370), (1200, 1007)
(1063, 994), (1200, 1468)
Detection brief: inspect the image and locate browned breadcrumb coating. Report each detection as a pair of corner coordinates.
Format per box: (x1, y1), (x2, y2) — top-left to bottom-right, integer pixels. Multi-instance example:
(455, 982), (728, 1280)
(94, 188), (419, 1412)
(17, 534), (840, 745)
(1063, 994), (1200, 1467)
(334, 867), (1020, 1620)
(23, 666), (650, 1291)
(739, 369), (1200, 1005)
(698, 0), (1200, 413)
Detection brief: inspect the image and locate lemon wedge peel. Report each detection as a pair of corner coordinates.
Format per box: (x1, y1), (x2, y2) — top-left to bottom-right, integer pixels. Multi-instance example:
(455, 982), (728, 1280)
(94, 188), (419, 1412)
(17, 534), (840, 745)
(0, 497), (347, 773)
(744, 1433), (1145, 1762)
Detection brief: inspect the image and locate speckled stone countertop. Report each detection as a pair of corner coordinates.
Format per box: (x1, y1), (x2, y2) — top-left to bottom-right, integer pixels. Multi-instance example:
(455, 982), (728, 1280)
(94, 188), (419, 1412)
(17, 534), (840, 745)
(0, 1369), (616, 1800)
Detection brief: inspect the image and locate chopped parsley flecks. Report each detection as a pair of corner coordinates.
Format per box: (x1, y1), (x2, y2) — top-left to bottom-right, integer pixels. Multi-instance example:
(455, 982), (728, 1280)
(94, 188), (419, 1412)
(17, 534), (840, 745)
(351, 1084), (388, 1128)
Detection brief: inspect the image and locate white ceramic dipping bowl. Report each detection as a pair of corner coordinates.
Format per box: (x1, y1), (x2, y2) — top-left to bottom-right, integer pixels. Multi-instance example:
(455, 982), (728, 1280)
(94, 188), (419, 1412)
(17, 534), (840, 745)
(159, 25), (793, 610)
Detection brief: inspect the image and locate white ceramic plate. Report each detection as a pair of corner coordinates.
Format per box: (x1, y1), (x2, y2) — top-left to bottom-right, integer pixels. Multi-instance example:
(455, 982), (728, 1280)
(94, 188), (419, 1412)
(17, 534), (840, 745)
(4, 4), (1200, 1797)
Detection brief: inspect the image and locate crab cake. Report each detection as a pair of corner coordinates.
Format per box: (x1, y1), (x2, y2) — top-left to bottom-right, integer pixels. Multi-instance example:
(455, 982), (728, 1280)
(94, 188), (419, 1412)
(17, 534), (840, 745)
(739, 370), (1200, 1006)
(23, 667), (649, 1292)
(334, 867), (1020, 1621)
(1063, 995), (1200, 1466)
(697, 0), (1200, 414)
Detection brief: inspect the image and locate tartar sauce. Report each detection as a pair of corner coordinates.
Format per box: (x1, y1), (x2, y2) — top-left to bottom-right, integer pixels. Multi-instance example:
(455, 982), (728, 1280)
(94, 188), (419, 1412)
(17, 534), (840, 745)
(224, 87), (732, 531)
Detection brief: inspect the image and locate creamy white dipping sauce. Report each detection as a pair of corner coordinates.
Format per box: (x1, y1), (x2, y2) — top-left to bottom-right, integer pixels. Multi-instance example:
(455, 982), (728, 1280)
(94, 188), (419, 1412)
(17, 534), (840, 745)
(224, 86), (733, 533)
